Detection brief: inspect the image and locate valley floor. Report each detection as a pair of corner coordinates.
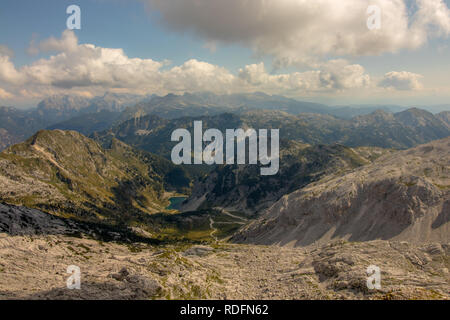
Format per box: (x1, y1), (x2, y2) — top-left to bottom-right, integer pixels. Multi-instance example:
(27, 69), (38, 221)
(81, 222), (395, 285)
(0, 233), (448, 300)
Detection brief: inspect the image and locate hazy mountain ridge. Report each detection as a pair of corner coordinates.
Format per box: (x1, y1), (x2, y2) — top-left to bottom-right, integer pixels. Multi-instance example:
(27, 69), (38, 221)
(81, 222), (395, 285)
(0, 128), (20, 151)
(37, 92), (147, 120)
(2, 92), (449, 151)
(0, 106), (46, 150)
(0, 93), (150, 151)
(92, 113), (246, 158)
(46, 110), (122, 136)
(119, 92), (330, 121)
(120, 92), (450, 121)
(93, 108), (450, 159)
(232, 138), (450, 246)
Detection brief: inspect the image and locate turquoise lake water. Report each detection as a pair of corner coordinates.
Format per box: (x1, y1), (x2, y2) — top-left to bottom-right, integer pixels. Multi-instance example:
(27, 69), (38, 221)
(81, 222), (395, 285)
(166, 196), (187, 210)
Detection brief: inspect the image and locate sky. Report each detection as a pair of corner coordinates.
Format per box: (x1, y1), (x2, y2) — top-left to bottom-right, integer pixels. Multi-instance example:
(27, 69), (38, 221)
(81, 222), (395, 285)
(0, 0), (450, 108)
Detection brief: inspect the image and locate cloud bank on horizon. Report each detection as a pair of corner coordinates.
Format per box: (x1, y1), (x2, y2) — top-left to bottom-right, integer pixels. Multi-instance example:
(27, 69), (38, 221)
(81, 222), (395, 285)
(0, 0), (450, 106)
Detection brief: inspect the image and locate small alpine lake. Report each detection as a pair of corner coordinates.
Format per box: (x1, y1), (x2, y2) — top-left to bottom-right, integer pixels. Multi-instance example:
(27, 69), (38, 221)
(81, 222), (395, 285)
(166, 196), (188, 210)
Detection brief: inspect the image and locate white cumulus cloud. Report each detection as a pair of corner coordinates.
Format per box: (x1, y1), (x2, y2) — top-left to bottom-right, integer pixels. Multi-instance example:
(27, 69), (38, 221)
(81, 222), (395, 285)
(378, 71), (424, 91)
(0, 31), (423, 104)
(238, 60), (370, 93)
(145, 0), (450, 66)
(0, 87), (14, 99)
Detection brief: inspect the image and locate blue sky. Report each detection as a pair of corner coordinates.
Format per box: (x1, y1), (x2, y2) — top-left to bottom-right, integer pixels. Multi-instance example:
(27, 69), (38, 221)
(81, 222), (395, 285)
(1, 0), (450, 107)
(0, 0), (258, 70)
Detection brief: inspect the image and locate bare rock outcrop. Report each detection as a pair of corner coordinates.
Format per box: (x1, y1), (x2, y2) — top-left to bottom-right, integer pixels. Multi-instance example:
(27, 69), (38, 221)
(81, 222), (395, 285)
(233, 138), (450, 246)
(0, 235), (448, 300)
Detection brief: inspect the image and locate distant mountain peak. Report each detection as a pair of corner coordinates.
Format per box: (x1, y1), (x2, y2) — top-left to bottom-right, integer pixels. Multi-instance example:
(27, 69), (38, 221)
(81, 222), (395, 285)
(398, 107), (433, 116)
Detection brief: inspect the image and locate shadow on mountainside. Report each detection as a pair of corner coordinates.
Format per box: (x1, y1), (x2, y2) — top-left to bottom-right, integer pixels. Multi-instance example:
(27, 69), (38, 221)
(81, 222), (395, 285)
(0, 203), (161, 245)
(0, 279), (161, 300)
(432, 200), (450, 229)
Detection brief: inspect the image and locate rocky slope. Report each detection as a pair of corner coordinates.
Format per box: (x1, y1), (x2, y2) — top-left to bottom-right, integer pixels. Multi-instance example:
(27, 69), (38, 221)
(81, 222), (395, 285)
(0, 130), (189, 224)
(437, 111), (450, 126)
(181, 142), (394, 215)
(0, 233), (448, 300)
(0, 200), (448, 300)
(232, 138), (450, 246)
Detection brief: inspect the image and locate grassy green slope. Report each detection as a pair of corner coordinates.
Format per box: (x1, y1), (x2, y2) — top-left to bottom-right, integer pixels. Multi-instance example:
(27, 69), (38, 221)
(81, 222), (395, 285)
(0, 130), (189, 225)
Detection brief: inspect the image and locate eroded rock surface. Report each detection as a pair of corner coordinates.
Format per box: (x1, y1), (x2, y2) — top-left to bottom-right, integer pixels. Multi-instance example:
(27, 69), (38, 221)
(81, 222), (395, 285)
(233, 138), (450, 246)
(0, 235), (448, 300)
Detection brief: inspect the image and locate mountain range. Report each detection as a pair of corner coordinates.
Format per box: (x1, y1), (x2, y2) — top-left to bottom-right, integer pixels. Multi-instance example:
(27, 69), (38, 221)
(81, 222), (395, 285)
(0, 92), (149, 151)
(0, 102), (449, 300)
(92, 108), (450, 160)
(2, 92), (450, 152)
